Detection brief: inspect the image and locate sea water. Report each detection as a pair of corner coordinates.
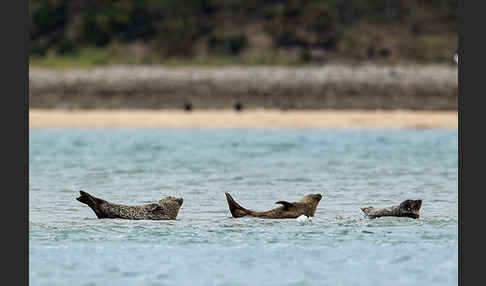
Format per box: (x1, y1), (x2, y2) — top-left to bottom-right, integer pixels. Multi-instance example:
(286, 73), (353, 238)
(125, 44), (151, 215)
(29, 129), (458, 286)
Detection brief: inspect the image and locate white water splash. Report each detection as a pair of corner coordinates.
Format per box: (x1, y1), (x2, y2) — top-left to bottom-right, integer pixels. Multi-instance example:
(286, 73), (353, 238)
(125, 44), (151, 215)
(296, 215), (312, 223)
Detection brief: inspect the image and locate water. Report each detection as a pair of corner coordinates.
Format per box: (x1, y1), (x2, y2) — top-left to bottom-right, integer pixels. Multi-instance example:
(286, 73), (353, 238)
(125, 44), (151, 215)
(29, 129), (458, 286)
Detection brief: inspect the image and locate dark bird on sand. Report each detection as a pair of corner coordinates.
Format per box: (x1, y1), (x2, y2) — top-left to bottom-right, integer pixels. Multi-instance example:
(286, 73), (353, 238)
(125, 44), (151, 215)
(225, 192), (322, 219)
(360, 199), (422, 219)
(76, 190), (183, 220)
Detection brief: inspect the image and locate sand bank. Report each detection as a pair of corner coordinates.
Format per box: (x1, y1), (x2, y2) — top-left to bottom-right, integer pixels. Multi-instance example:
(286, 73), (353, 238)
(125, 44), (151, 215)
(29, 65), (458, 110)
(29, 109), (457, 129)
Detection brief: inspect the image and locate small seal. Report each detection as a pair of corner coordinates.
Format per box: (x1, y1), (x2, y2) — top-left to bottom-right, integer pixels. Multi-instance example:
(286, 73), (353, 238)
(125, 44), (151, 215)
(224, 192), (322, 219)
(360, 199), (422, 219)
(76, 190), (183, 220)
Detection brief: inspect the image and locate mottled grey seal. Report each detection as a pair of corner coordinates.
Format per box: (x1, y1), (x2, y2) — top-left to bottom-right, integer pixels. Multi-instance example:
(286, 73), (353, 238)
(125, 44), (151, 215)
(225, 192), (322, 219)
(76, 190), (183, 220)
(360, 199), (422, 219)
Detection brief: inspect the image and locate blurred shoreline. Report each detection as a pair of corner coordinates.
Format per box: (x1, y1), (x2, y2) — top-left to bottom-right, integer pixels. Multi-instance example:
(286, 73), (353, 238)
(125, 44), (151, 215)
(29, 109), (457, 129)
(29, 65), (458, 111)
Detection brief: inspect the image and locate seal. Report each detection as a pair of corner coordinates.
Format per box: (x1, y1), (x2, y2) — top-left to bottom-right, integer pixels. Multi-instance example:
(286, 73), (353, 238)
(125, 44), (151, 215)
(360, 199), (422, 219)
(76, 190), (183, 220)
(224, 192), (322, 219)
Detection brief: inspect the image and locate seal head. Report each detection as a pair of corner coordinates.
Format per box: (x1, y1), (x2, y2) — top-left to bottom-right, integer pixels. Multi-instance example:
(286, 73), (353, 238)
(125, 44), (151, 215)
(398, 199), (422, 218)
(159, 196), (184, 208)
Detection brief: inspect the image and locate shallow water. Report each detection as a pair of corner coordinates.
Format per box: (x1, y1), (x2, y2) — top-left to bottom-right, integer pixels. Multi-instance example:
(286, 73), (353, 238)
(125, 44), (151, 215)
(29, 129), (458, 286)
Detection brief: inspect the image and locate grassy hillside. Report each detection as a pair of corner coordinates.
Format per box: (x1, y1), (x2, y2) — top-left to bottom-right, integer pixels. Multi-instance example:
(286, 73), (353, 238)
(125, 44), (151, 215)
(29, 0), (457, 67)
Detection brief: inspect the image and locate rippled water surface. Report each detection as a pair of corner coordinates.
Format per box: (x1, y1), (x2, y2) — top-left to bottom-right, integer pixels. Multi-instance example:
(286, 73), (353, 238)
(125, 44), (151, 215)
(29, 129), (458, 286)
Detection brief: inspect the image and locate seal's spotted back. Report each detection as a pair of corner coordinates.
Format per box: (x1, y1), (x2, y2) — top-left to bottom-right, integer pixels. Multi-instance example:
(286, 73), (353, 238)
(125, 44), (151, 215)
(361, 199), (422, 219)
(76, 190), (183, 220)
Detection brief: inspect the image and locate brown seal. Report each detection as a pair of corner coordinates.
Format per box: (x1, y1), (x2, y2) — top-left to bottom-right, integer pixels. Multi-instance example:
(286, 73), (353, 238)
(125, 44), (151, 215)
(360, 199), (422, 219)
(76, 190), (183, 220)
(224, 192), (322, 219)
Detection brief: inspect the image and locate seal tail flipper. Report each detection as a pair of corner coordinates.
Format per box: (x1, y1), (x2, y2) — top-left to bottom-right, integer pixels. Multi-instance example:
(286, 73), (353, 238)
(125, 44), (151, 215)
(225, 192), (250, 218)
(76, 190), (106, 218)
(360, 207), (376, 219)
(360, 207), (369, 218)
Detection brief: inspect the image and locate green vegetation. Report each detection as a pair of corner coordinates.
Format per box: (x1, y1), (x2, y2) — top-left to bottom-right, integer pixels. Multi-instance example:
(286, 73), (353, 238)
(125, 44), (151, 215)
(30, 0), (457, 67)
(29, 47), (317, 69)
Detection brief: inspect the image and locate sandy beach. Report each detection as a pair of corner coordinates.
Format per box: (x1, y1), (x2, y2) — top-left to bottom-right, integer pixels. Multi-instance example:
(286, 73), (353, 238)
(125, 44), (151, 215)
(29, 109), (457, 129)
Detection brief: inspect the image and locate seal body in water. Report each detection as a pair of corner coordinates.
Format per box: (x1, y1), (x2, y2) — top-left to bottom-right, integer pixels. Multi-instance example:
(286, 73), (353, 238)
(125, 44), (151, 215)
(76, 190), (183, 220)
(360, 199), (422, 219)
(224, 192), (322, 219)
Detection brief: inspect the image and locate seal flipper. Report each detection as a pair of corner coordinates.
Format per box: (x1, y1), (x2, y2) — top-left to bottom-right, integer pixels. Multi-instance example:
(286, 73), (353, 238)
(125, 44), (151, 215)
(76, 190), (107, 218)
(360, 207), (375, 219)
(145, 203), (161, 212)
(275, 201), (294, 210)
(225, 192), (250, 218)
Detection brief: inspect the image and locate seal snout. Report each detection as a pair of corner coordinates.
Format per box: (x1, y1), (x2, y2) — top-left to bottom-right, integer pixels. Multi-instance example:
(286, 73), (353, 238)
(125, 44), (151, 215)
(414, 199), (423, 210)
(310, 193), (323, 203)
(176, 198), (184, 206)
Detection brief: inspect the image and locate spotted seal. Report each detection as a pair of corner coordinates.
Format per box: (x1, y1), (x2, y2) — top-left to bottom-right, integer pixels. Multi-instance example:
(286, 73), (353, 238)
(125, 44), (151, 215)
(224, 192), (322, 219)
(76, 190), (183, 220)
(360, 199), (422, 219)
